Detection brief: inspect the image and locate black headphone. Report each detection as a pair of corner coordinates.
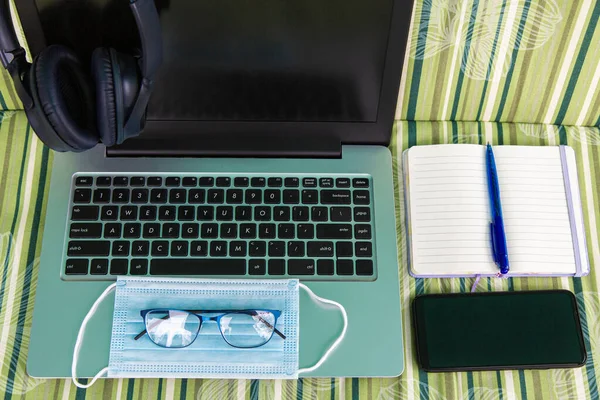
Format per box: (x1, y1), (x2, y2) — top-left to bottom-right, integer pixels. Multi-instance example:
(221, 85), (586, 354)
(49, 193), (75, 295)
(0, 0), (162, 152)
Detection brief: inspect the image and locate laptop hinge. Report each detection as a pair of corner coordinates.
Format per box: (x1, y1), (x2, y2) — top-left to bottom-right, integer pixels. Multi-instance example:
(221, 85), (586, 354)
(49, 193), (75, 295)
(106, 134), (342, 158)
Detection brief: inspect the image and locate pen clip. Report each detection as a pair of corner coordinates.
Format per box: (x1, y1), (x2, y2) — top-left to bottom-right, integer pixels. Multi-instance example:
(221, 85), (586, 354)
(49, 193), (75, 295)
(490, 221), (498, 265)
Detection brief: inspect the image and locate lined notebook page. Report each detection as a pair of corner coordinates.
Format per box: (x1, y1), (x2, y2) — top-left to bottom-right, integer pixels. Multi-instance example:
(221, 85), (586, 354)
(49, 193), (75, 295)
(406, 145), (576, 276)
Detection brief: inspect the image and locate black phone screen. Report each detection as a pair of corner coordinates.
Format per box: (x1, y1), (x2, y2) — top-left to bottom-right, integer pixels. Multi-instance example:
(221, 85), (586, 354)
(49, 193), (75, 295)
(413, 291), (587, 371)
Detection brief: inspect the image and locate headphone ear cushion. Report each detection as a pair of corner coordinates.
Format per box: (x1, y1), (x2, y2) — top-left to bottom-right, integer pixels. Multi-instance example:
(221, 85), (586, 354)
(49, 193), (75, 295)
(91, 47), (140, 147)
(32, 45), (99, 151)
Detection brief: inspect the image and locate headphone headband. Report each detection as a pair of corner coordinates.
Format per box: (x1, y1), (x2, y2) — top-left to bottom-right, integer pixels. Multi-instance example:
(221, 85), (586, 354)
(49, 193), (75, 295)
(0, 0), (22, 68)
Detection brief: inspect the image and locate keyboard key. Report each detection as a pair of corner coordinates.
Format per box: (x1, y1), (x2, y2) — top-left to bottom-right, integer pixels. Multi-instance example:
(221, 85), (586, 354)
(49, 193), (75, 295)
(303, 178), (317, 187)
(226, 189), (243, 204)
(199, 177), (214, 187)
(355, 224), (372, 239)
(336, 178), (350, 188)
(240, 223), (257, 238)
(71, 206), (99, 221)
(321, 190), (351, 204)
(248, 259), (266, 275)
(96, 176), (111, 186)
(268, 241), (285, 257)
(274, 206), (290, 221)
(353, 178), (369, 188)
(190, 241), (208, 256)
(151, 241), (169, 256)
(301, 190), (318, 204)
(147, 177), (162, 186)
(268, 259), (285, 275)
(151, 259), (246, 275)
(356, 260), (374, 276)
(140, 205), (157, 220)
(230, 241), (247, 256)
(330, 207), (352, 222)
(317, 260), (334, 275)
(70, 223), (102, 238)
(100, 206), (118, 220)
(259, 223), (276, 239)
(353, 190), (370, 205)
(130, 177), (145, 186)
(297, 224), (314, 239)
(307, 241), (334, 257)
(288, 241), (305, 257)
(169, 189), (186, 203)
(336, 242), (353, 257)
(113, 177), (128, 186)
(221, 223), (238, 238)
(132, 240), (150, 256)
(120, 206), (138, 220)
(234, 177), (249, 187)
(150, 189), (167, 203)
(292, 206), (309, 221)
(166, 177), (180, 187)
(288, 259), (316, 275)
(249, 241), (267, 256)
(159, 206), (176, 221)
(104, 223), (122, 238)
(110, 259), (129, 275)
(355, 242), (372, 257)
(201, 223), (218, 238)
(130, 259), (148, 275)
(285, 177), (299, 187)
(197, 206), (214, 220)
(75, 176), (93, 186)
(216, 177), (231, 187)
(278, 224), (294, 239)
(265, 190), (281, 204)
(236, 206), (252, 221)
(131, 189), (149, 203)
(319, 178), (333, 188)
(208, 189), (225, 204)
(183, 177), (197, 187)
(162, 223), (180, 238)
(143, 223), (160, 238)
(216, 206), (233, 221)
(283, 190), (300, 204)
(73, 189), (91, 203)
(112, 241), (130, 256)
(178, 206), (195, 221)
(254, 206), (271, 221)
(188, 189), (205, 204)
(268, 177), (282, 187)
(182, 223), (199, 238)
(317, 224), (352, 239)
(112, 189), (130, 203)
(93, 189), (111, 203)
(311, 206), (328, 221)
(171, 241), (189, 256)
(354, 207), (371, 222)
(123, 223), (141, 238)
(245, 189), (262, 204)
(337, 260), (354, 275)
(251, 177), (266, 187)
(90, 259), (108, 275)
(65, 259), (88, 275)
(67, 241), (110, 257)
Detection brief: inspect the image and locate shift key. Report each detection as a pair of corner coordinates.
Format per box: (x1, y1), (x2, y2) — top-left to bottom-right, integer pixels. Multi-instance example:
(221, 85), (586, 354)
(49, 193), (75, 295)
(67, 241), (110, 256)
(316, 224), (353, 239)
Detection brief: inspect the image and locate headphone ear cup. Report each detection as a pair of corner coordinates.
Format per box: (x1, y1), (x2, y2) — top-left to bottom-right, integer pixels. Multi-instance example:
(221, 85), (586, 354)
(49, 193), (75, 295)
(31, 45), (99, 151)
(91, 47), (140, 147)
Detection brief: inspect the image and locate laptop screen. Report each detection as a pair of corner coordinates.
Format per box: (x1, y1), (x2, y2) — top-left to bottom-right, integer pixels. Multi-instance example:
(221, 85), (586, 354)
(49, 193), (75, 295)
(148, 0), (394, 123)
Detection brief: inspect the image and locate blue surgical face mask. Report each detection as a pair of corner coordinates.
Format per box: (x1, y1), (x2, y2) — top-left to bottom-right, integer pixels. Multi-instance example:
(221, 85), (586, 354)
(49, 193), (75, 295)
(71, 277), (347, 388)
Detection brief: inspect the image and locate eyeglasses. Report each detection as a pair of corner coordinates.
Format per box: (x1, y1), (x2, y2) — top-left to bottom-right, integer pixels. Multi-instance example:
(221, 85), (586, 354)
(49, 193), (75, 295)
(135, 309), (286, 349)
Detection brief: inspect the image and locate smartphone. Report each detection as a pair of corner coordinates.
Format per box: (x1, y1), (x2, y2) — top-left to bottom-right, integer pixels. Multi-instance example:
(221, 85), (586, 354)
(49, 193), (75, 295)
(413, 290), (587, 372)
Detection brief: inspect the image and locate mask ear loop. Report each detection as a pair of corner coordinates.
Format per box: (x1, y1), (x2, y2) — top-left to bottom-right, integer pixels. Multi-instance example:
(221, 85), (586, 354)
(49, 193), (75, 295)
(297, 283), (348, 375)
(72, 283), (117, 388)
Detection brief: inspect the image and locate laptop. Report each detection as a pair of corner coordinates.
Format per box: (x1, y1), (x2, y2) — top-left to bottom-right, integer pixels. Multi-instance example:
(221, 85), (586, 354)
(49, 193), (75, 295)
(26, 0), (413, 378)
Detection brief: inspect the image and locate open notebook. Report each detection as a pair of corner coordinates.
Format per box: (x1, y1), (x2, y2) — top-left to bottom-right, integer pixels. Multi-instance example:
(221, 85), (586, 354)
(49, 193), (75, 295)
(403, 145), (589, 278)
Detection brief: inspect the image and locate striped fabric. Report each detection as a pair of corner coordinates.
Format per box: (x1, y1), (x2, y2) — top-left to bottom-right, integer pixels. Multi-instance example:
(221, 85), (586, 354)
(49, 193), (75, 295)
(1, 114), (599, 399)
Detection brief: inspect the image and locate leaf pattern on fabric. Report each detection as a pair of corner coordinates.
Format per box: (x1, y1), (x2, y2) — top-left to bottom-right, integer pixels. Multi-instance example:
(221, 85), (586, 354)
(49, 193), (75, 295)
(466, 387), (516, 400)
(410, 0), (562, 81)
(0, 233), (45, 394)
(377, 379), (446, 400)
(565, 126), (600, 146)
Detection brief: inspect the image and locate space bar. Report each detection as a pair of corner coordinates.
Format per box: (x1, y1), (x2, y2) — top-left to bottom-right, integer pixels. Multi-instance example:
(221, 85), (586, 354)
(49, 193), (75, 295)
(150, 259), (246, 275)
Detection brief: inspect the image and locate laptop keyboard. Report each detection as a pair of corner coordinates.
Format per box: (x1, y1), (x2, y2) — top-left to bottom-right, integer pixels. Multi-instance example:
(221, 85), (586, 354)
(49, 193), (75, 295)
(64, 174), (376, 281)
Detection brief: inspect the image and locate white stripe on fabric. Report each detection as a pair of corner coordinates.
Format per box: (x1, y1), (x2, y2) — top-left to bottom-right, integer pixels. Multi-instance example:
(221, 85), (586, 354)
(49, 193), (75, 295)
(237, 379), (246, 400)
(61, 380), (71, 400)
(274, 379), (282, 400)
(339, 377), (346, 400)
(546, 124), (557, 146)
(575, 57), (600, 126)
(165, 378), (175, 400)
(116, 378), (124, 399)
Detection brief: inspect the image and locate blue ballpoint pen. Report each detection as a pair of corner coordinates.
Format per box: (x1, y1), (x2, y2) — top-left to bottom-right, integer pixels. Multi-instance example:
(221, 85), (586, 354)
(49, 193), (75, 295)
(486, 143), (510, 275)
